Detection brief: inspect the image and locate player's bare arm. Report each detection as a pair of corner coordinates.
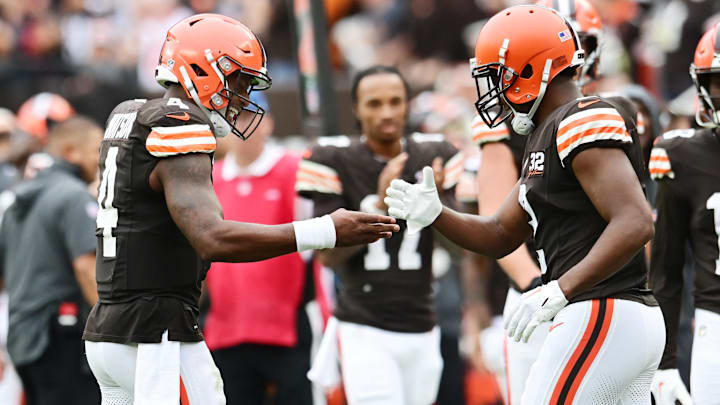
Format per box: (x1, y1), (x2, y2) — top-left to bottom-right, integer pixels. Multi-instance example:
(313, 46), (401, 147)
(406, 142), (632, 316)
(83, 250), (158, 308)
(432, 181), (532, 258)
(557, 147), (654, 299)
(477, 142), (541, 289)
(153, 153), (399, 262)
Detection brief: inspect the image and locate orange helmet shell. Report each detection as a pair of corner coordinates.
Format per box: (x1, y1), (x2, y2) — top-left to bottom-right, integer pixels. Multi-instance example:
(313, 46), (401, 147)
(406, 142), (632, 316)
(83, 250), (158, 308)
(692, 22), (720, 71)
(156, 14), (270, 111)
(474, 5), (584, 105)
(690, 22), (720, 128)
(17, 93), (75, 140)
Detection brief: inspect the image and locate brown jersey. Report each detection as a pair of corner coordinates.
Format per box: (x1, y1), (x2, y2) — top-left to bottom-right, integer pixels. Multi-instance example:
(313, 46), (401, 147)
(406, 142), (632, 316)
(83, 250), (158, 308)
(84, 97), (215, 344)
(519, 96), (655, 304)
(649, 128), (720, 368)
(297, 134), (461, 332)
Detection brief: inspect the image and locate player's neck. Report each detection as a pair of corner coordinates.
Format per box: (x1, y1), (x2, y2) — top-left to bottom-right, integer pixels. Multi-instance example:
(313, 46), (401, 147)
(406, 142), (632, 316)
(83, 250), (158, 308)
(363, 136), (403, 159)
(534, 77), (583, 127)
(164, 84), (192, 101)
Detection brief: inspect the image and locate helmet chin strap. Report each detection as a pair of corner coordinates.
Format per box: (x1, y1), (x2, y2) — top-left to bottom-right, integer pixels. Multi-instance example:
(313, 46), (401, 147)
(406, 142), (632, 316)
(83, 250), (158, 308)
(178, 65), (232, 138)
(506, 59), (553, 136)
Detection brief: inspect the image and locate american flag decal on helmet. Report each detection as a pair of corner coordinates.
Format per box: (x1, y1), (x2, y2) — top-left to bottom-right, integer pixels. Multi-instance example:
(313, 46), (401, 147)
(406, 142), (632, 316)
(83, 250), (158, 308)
(558, 29), (572, 42)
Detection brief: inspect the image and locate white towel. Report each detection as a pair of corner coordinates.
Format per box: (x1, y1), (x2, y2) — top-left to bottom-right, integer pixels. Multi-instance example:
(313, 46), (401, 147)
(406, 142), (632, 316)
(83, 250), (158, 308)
(307, 316), (340, 389)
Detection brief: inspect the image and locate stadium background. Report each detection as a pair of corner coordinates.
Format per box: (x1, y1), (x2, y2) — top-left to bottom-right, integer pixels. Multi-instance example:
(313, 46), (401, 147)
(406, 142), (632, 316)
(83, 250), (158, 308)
(0, 0), (717, 404)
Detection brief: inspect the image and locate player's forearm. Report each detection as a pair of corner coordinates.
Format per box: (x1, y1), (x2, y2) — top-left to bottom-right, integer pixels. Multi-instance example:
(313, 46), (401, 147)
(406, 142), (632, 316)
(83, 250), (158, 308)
(557, 212), (654, 299)
(433, 206), (523, 258)
(497, 246), (542, 291)
(198, 220), (297, 262)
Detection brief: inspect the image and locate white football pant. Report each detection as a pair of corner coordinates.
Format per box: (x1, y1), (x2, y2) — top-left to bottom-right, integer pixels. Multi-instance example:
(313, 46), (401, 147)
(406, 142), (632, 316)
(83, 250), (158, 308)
(338, 321), (443, 405)
(691, 308), (720, 404)
(85, 330), (225, 405)
(521, 299), (664, 404)
(503, 288), (550, 405)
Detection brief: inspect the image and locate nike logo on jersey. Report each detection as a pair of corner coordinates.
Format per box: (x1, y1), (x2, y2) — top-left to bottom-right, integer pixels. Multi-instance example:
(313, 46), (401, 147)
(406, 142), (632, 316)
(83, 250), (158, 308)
(165, 112), (190, 121)
(549, 322), (564, 332)
(577, 99), (601, 109)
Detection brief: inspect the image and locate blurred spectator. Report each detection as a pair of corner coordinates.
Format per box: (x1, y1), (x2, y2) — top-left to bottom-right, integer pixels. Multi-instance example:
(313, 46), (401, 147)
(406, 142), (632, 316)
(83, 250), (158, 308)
(0, 116), (101, 405)
(16, 92), (75, 141)
(0, 108), (19, 189)
(0, 107), (21, 405)
(203, 96), (315, 405)
(13, 93), (76, 178)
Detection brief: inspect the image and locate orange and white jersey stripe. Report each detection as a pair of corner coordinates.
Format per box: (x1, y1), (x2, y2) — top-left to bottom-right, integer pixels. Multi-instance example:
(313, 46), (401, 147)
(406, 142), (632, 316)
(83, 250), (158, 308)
(145, 124), (216, 157)
(648, 147), (674, 180)
(442, 151), (465, 190)
(296, 160), (343, 195)
(556, 107), (632, 166)
(472, 116), (510, 146)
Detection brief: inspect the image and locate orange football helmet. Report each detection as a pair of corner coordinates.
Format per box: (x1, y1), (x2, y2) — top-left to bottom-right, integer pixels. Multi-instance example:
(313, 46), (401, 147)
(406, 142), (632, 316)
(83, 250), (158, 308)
(155, 13), (272, 139)
(536, 0), (603, 87)
(471, 5), (584, 135)
(17, 92), (75, 140)
(690, 22), (720, 128)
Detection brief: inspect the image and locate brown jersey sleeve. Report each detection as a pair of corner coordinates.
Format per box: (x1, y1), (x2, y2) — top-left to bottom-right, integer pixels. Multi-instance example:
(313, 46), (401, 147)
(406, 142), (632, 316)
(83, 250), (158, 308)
(650, 179), (691, 369)
(136, 98), (216, 158)
(296, 143), (347, 216)
(555, 98), (634, 169)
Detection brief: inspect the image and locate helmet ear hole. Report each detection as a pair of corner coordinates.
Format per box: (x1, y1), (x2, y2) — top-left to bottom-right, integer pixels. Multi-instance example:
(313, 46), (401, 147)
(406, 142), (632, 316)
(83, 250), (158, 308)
(189, 18), (202, 26)
(521, 64), (534, 79)
(191, 64), (208, 77)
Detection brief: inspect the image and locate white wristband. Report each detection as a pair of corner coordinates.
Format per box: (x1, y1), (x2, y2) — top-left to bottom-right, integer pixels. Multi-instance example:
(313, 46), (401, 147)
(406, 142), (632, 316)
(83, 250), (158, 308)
(292, 215), (337, 252)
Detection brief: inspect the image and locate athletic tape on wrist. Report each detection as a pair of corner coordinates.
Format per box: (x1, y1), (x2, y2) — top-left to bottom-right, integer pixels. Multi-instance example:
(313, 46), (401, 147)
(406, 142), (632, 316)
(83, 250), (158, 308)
(293, 215), (337, 252)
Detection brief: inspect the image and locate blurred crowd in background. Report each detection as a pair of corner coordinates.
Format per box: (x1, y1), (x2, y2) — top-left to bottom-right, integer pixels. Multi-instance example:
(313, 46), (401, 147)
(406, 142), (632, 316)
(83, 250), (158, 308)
(0, 0), (718, 404)
(0, 0), (717, 135)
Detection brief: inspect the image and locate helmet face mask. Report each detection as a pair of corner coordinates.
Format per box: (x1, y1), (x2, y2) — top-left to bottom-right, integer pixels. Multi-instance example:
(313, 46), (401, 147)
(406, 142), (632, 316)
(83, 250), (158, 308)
(692, 71), (720, 127)
(213, 85), (266, 140)
(690, 22), (720, 129)
(471, 61), (518, 128)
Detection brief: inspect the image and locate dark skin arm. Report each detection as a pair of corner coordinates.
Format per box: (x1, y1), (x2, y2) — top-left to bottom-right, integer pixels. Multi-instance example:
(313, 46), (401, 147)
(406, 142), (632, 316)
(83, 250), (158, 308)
(150, 153), (399, 262)
(432, 181), (532, 259)
(432, 147), (652, 300)
(556, 147), (654, 299)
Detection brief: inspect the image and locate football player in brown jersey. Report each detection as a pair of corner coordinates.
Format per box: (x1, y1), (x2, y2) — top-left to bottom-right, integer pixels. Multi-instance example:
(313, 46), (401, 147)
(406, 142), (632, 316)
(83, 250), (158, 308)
(82, 14), (399, 405)
(649, 22), (720, 405)
(470, 1), (605, 402)
(299, 66), (463, 405)
(386, 5), (663, 404)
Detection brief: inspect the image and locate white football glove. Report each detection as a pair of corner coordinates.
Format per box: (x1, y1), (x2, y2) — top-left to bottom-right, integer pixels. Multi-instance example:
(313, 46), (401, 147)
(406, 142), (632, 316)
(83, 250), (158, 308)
(651, 369), (692, 405)
(384, 166), (442, 234)
(504, 280), (568, 343)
